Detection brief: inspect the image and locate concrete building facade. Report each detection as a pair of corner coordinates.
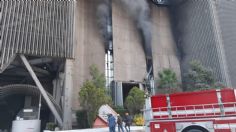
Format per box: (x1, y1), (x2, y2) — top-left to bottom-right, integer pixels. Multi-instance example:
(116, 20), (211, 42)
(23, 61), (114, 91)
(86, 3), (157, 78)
(73, 0), (181, 108)
(216, 0), (236, 87)
(1, 0), (236, 130)
(172, 0), (236, 88)
(171, 0), (230, 87)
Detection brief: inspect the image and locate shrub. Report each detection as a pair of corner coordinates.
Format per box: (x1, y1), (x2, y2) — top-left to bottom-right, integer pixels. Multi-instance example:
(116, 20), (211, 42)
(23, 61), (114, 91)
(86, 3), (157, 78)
(46, 122), (56, 130)
(124, 87), (145, 115)
(79, 81), (113, 127)
(157, 68), (179, 94)
(184, 60), (216, 91)
(79, 65), (113, 127)
(133, 114), (144, 126)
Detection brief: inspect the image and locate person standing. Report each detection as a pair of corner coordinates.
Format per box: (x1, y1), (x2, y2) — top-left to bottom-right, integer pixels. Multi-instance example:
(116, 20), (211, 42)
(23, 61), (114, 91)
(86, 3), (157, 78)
(107, 114), (116, 132)
(123, 113), (132, 132)
(117, 114), (124, 132)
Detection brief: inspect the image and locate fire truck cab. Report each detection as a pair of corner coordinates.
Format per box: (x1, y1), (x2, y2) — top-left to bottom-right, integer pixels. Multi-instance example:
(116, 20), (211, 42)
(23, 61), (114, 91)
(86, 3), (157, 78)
(144, 88), (236, 132)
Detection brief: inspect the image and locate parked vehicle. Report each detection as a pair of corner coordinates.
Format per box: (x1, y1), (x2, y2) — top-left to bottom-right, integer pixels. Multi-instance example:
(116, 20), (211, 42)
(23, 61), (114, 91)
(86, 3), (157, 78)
(144, 88), (236, 132)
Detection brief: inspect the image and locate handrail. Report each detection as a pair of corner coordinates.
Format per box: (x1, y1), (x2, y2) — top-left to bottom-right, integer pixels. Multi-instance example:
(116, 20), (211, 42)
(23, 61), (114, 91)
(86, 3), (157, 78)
(151, 102), (236, 110)
(145, 102), (236, 120)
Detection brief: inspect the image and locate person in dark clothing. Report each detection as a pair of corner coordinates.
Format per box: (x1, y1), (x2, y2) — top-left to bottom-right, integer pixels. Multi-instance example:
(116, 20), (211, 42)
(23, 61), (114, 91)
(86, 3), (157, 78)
(107, 114), (116, 132)
(123, 113), (132, 132)
(117, 114), (124, 132)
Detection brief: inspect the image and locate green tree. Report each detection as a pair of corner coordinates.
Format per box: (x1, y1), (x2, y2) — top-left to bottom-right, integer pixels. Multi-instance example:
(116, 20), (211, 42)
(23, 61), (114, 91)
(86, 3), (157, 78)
(184, 60), (216, 91)
(124, 87), (145, 115)
(89, 64), (106, 89)
(157, 69), (179, 94)
(79, 65), (112, 127)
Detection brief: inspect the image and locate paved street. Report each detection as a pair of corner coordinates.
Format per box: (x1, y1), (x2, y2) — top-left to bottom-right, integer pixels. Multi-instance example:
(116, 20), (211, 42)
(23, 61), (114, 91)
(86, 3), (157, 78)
(44, 126), (145, 132)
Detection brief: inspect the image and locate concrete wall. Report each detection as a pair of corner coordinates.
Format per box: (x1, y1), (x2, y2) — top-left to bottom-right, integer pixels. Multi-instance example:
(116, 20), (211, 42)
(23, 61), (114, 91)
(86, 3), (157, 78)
(73, 0), (106, 110)
(112, 2), (181, 82)
(72, 0), (181, 110)
(150, 5), (181, 80)
(112, 1), (147, 82)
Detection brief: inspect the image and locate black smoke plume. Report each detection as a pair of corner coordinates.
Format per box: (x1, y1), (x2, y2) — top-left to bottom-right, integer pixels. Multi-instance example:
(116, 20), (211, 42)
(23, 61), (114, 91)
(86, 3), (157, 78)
(120, 0), (153, 74)
(97, 0), (112, 51)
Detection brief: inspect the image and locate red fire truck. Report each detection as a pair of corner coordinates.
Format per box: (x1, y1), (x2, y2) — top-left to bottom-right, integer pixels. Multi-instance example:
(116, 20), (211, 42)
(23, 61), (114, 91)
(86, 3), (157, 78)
(144, 88), (236, 132)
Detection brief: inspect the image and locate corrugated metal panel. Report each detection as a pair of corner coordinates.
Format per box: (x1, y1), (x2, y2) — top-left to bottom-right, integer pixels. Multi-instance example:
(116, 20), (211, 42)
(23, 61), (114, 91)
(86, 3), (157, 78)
(0, 1), (75, 72)
(216, 0), (236, 87)
(173, 0), (229, 86)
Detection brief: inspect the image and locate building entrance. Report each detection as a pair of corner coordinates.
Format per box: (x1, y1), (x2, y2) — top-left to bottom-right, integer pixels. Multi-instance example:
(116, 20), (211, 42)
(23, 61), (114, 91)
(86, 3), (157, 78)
(122, 83), (139, 103)
(112, 81), (143, 107)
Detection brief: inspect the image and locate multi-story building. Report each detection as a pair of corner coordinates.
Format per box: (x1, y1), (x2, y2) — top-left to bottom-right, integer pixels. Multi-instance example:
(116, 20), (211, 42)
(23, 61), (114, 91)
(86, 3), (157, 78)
(0, 0), (236, 130)
(172, 0), (236, 88)
(0, 0), (75, 130)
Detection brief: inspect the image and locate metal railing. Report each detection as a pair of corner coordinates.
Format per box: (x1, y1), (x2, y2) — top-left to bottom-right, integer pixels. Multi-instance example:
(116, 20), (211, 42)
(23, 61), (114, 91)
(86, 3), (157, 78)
(150, 102), (236, 119)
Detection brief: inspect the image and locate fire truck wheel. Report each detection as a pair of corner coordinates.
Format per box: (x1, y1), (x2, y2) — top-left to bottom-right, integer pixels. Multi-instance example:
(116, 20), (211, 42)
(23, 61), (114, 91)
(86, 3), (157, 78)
(182, 125), (209, 132)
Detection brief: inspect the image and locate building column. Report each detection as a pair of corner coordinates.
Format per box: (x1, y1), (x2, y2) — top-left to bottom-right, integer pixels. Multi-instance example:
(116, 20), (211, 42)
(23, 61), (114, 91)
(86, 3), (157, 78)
(63, 59), (73, 129)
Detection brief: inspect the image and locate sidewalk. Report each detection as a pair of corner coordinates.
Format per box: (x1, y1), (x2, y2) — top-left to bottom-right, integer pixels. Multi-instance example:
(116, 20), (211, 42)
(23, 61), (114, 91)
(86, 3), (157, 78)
(44, 126), (145, 132)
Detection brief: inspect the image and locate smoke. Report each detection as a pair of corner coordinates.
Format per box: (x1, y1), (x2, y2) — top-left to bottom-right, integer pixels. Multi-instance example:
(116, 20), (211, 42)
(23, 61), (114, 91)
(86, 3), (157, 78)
(120, 0), (153, 76)
(120, 0), (152, 59)
(97, 0), (153, 75)
(96, 0), (112, 50)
